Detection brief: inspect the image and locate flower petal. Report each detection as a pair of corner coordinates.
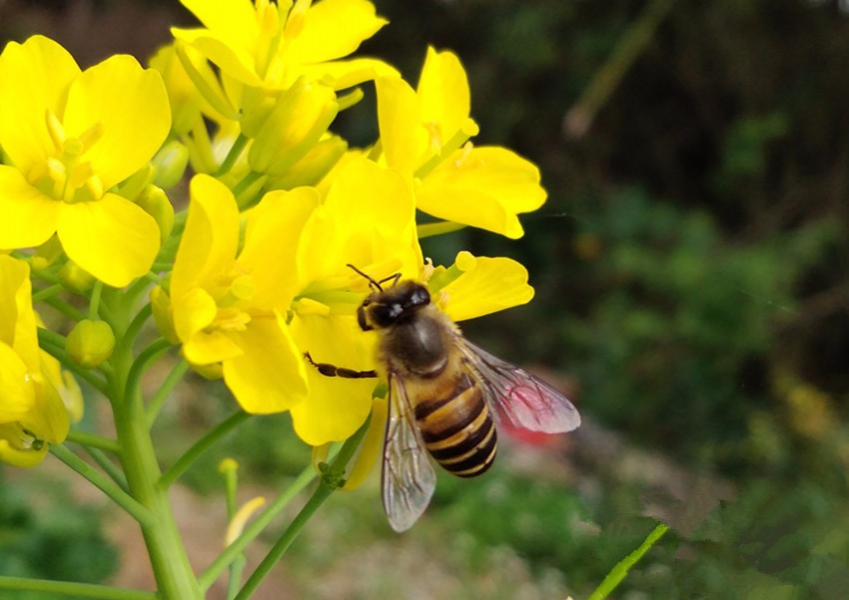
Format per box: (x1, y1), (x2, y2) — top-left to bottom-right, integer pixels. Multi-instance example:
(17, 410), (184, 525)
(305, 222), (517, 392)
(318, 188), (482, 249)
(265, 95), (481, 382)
(63, 55), (170, 190)
(0, 342), (36, 423)
(416, 146), (547, 238)
(178, 0), (260, 52)
(417, 47), (470, 147)
(184, 329), (244, 365)
(299, 158), (419, 284)
(172, 175), (240, 300)
(0, 256), (39, 371)
(437, 252), (534, 322)
(171, 30), (263, 87)
(239, 187), (319, 310)
(289, 314), (376, 445)
(222, 317), (308, 413)
(173, 287), (218, 345)
(0, 35), (80, 172)
(56, 193), (160, 287)
(0, 166), (60, 249)
(295, 57), (399, 90)
(286, 0), (388, 64)
(375, 76), (428, 173)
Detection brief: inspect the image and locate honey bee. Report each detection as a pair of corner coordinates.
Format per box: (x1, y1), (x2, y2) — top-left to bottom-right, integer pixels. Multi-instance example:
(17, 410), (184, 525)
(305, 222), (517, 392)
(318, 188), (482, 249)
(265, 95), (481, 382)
(305, 265), (581, 532)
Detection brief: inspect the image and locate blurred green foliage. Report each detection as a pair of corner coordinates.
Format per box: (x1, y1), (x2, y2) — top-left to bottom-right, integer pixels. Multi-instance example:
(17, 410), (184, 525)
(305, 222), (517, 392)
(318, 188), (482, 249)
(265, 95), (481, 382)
(0, 469), (117, 599)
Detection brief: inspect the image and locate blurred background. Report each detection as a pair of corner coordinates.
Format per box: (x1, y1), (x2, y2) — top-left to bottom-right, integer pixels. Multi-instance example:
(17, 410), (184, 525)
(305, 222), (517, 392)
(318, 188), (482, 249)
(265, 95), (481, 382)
(2, 0), (849, 598)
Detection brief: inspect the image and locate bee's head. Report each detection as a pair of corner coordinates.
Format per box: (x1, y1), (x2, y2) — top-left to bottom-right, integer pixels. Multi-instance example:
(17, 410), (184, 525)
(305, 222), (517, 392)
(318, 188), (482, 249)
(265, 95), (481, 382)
(347, 265), (430, 331)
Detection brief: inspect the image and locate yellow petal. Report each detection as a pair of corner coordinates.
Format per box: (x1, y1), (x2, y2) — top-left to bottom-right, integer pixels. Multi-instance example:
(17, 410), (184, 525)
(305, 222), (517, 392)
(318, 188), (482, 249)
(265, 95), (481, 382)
(289, 314), (376, 445)
(239, 187), (319, 309)
(416, 146), (547, 238)
(172, 175), (240, 300)
(184, 329), (244, 365)
(0, 166), (60, 250)
(178, 0), (260, 53)
(286, 0), (388, 64)
(173, 287), (218, 344)
(298, 159), (419, 283)
(56, 193), (160, 288)
(0, 342), (36, 423)
(0, 255), (40, 371)
(341, 394), (386, 491)
(172, 28), (263, 87)
(63, 55), (170, 190)
(438, 253), (534, 322)
(295, 57), (399, 90)
(375, 76), (428, 173)
(222, 318), (308, 413)
(417, 48), (470, 148)
(0, 35), (80, 173)
(0, 434), (48, 467)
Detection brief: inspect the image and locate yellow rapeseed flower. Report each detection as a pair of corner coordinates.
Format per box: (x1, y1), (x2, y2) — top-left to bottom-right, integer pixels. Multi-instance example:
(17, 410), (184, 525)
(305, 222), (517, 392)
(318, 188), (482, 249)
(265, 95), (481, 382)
(375, 47), (547, 238)
(169, 174), (312, 413)
(173, 0), (395, 92)
(0, 35), (170, 287)
(0, 256), (76, 466)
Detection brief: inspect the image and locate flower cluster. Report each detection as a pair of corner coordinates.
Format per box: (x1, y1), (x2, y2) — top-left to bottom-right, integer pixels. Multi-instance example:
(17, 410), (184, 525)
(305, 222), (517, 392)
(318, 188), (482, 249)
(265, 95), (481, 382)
(0, 0), (548, 461)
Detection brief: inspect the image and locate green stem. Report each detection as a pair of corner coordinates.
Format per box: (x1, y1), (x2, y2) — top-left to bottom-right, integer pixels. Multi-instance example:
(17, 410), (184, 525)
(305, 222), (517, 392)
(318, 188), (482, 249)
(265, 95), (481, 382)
(417, 220), (468, 239)
(146, 359), (190, 428)
(0, 576), (155, 600)
(124, 338), (173, 402)
(31, 283), (65, 303)
(50, 445), (152, 527)
(90, 280), (104, 320)
(160, 412), (251, 489)
(233, 419), (370, 599)
(585, 521), (670, 600)
(233, 170), (265, 209)
(221, 463), (242, 599)
(564, 0), (677, 139)
(109, 304), (203, 599)
(83, 445), (129, 491)
(66, 429), (121, 453)
(198, 459), (325, 590)
(42, 295), (86, 322)
(226, 556), (247, 600)
(216, 133), (249, 176)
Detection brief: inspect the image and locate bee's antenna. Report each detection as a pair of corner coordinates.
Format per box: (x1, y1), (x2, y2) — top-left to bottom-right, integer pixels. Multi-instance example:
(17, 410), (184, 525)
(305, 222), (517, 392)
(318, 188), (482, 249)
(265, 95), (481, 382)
(347, 264), (383, 291)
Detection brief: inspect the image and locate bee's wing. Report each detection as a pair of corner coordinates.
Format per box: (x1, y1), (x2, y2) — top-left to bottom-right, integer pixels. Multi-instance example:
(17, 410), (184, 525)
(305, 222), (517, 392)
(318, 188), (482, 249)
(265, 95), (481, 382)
(381, 372), (437, 532)
(456, 338), (581, 434)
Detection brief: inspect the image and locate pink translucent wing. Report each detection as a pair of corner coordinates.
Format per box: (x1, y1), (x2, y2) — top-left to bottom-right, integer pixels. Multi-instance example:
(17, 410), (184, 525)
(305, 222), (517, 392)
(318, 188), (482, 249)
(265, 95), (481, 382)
(381, 373), (437, 532)
(457, 338), (581, 434)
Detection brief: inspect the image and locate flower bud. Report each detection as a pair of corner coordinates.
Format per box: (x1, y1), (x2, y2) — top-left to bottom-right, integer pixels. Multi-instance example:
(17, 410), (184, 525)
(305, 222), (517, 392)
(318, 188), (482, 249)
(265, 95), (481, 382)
(267, 135), (347, 190)
(150, 286), (179, 344)
(136, 186), (175, 244)
(58, 261), (95, 294)
(247, 77), (339, 176)
(66, 320), (116, 368)
(31, 235), (63, 271)
(152, 140), (190, 189)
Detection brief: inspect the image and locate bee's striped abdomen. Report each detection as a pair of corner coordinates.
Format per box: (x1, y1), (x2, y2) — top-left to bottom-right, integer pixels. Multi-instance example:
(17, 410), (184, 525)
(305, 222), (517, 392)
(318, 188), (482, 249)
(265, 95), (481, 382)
(413, 373), (498, 478)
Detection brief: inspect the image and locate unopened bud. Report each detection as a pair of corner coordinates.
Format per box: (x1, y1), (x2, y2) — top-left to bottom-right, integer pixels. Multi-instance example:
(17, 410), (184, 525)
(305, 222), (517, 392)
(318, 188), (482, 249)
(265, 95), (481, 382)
(267, 135), (347, 190)
(58, 261), (95, 294)
(152, 140), (190, 189)
(66, 320), (116, 368)
(150, 286), (179, 344)
(136, 186), (175, 244)
(247, 77), (339, 176)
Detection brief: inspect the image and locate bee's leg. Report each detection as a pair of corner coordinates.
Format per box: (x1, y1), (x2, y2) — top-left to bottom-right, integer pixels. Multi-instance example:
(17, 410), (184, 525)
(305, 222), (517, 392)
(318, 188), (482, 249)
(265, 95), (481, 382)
(303, 352), (378, 379)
